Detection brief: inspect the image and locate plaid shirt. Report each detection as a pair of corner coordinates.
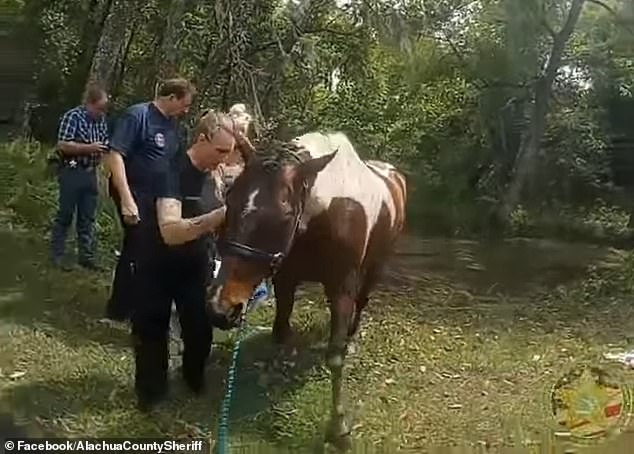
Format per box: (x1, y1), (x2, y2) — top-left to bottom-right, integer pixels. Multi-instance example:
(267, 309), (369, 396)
(57, 105), (109, 168)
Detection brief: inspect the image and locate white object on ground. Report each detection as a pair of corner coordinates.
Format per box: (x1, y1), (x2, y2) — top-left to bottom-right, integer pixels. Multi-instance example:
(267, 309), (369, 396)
(603, 350), (634, 367)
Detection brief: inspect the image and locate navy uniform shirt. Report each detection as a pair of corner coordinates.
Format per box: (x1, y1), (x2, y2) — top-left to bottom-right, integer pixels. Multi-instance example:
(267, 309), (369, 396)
(109, 102), (180, 196)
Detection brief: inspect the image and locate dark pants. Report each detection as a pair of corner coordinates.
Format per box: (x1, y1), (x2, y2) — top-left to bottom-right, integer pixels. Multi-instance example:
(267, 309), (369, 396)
(50, 165), (98, 264)
(132, 247), (213, 407)
(105, 180), (145, 322)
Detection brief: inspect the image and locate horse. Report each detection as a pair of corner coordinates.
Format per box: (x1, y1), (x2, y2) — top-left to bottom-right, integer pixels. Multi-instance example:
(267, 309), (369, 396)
(208, 131), (407, 450)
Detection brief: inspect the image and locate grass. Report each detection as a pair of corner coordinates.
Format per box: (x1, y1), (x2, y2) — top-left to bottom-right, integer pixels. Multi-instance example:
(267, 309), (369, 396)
(3, 211), (634, 453)
(3, 141), (634, 453)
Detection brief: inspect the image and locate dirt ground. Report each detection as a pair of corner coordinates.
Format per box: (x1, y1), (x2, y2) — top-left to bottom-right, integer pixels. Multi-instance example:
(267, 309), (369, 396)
(1, 218), (634, 453)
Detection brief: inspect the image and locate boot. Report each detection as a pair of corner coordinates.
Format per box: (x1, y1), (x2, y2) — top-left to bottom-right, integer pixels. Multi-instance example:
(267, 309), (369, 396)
(133, 335), (169, 411)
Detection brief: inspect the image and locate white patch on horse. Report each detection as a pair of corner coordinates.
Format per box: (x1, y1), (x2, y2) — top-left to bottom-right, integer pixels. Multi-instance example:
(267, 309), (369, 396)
(365, 160), (395, 179)
(293, 132), (397, 257)
(209, 281), (224, 312)
(242, 188), (260, 218)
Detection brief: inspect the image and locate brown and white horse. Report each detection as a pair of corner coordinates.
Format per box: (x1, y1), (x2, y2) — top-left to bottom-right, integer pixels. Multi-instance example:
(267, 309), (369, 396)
(208, 131), (407, 449)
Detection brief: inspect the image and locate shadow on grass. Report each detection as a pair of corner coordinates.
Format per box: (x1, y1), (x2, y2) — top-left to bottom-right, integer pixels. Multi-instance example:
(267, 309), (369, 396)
(387, 235), (620, 297)
(0, 219), (341, 451)
(0, 324), (335, 450)
(207, 319), (338, 451)
(380, 233), (634, 339)
(0, 227), (131, 351)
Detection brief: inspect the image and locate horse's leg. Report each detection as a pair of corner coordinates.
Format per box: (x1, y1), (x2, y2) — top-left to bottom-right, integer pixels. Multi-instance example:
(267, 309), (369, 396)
(272, 274), (297, 346)
(346, 263), (380, 359)
(348, 264), (379, 339)
(325, 285), (355, 451)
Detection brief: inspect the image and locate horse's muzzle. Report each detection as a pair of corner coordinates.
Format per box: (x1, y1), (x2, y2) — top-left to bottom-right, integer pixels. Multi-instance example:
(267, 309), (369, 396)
(207, 302), (243, 331)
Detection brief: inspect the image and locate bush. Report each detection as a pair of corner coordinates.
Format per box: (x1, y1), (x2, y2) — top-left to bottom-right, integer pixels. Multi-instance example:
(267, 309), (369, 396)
(505, 200), (632, 243)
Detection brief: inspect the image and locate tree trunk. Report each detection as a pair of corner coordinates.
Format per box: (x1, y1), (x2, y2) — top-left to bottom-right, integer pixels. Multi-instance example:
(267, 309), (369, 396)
(65, 0), (111, 101)
(111, 23), (138, 101)
(86, 0), (141, 92)
(498, 0), (586, 222)
(155, 0), (189, 80)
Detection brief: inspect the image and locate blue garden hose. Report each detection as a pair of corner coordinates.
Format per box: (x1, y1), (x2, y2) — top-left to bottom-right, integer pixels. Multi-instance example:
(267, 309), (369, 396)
(216, 310), (247, 454)
(215, 280), (271, 454)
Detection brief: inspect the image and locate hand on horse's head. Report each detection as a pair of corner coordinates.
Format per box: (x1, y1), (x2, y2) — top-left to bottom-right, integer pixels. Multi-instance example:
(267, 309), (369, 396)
(228, 103), (255, 163)
(235, 133), (256, 163)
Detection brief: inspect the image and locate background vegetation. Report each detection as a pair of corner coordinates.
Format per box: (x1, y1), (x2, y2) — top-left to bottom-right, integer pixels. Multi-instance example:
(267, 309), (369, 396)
(2, 0), (634, 243)
(3, 2), (634, 451)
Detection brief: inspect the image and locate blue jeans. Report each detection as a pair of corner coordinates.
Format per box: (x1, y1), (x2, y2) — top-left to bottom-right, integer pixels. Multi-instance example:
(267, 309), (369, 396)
(50, 165), (98, 264)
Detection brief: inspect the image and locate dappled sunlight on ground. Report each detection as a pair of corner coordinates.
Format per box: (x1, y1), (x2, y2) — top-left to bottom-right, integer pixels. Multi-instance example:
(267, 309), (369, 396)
(2, 216), (634, 452)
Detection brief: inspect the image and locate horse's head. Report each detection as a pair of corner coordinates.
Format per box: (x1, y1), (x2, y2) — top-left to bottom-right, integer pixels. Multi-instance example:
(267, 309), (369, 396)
(208, 140), (336, 329)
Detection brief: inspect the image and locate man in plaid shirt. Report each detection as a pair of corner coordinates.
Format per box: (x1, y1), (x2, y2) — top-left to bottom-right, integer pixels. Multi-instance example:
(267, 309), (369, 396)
(50, 83), (110, 270)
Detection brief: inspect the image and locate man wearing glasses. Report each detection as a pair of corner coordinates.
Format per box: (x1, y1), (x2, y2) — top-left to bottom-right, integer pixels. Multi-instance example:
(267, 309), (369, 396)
(50, 83), (110, 271)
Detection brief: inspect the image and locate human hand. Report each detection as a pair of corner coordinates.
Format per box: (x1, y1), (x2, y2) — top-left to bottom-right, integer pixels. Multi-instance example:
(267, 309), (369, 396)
(87, 142), (109, 153)
(234, 134), (255, 161)
(208, 206), (226, 232)
(121, 198), (140, 225)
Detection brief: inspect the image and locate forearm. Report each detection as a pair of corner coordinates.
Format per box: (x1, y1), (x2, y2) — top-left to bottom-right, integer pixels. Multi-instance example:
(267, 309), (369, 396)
(160, 208), (226, 246)
(57, 141), (95, 156)
(157, 198), (226, 246)
(105, 152), (133, 203)
(236, 134), (255, 162)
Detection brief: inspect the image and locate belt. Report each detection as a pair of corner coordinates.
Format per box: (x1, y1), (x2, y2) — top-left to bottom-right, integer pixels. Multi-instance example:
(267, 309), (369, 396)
(61, 159), (96, 171)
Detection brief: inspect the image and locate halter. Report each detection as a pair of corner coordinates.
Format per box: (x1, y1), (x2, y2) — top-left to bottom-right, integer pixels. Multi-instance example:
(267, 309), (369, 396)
(217, 141), (309, 275)
(217, 181), (307, 276)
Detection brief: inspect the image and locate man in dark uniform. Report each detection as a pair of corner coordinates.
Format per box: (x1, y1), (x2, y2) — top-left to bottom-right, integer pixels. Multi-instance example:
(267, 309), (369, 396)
(50, 83), (109, 270)
(104, 78), (195, 322)
(132, 108), (247, 410)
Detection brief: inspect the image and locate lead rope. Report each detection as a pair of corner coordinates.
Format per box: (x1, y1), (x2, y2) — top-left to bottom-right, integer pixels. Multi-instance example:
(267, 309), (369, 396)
(215, 295), (270, 454)
(214, 200), (305, 454)
(215, 311), (245, 454)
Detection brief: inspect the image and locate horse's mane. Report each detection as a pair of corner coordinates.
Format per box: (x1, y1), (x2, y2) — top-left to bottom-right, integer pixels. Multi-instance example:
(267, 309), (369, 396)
(249, 138), (312, 172)
(246, 131), (370, 177)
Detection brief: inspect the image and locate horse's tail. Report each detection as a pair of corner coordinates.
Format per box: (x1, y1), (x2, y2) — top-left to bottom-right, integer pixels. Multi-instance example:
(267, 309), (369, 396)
(392, 168), (407, 234)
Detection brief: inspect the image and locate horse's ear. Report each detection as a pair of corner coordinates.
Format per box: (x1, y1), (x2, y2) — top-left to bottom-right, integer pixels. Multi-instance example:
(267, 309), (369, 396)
(295, 150), (337, 188)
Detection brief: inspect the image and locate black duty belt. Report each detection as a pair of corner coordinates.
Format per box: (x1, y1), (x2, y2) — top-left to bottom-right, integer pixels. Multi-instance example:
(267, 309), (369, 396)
(60, 158), (97, 170)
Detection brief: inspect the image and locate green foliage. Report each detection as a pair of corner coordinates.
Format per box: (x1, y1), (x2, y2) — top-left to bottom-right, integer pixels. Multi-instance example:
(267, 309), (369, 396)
(8, 0), (634, 239)
(3, 0), (26, 10)
(506, 200), (631, 242)
(0, 140), (57, 226)
(583, 250), (634, 297)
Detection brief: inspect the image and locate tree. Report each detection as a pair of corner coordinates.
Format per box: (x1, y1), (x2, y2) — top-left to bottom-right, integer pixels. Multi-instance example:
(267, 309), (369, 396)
(497, 0), (587, 223)
(86, 0), (143, 94)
